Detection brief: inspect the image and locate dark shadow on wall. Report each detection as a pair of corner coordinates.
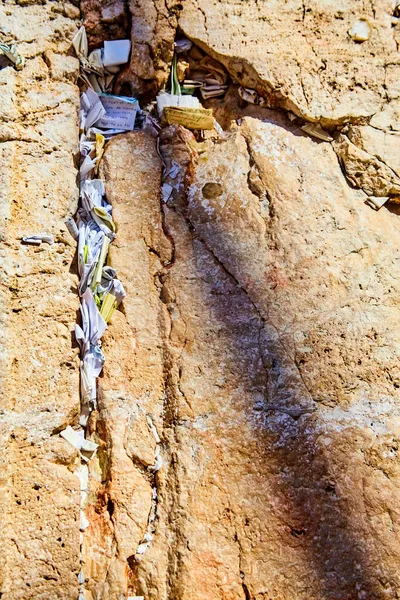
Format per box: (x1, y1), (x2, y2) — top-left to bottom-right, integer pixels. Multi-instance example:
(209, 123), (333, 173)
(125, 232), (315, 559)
(156, 126), (394, 600)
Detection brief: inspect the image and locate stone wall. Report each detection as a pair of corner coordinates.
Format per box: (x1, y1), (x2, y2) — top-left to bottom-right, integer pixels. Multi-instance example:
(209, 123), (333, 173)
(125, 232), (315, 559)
(0, 2), (80, 598)
(1, 0), (400, 599)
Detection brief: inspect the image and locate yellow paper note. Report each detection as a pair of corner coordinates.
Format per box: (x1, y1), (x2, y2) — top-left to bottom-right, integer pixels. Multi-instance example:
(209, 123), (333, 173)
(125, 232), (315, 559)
(93, 206), (116, 233)
(100, 293), (117, 323)
(91, 236), (110, 289)
(95, 133), (105, 173)
(164, 107), (214, 130)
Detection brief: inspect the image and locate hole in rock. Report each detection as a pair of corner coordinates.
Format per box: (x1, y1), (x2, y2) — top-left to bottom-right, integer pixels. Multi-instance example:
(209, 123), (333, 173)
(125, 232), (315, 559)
(202, 182), (224, 199)
(107, 497), (115, 518)
(290, 527), (307, 537)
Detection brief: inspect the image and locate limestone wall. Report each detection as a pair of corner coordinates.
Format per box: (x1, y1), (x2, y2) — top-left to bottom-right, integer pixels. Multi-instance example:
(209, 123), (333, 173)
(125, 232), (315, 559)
(0, 1), (81, 598)
(1, 1), (400, 599)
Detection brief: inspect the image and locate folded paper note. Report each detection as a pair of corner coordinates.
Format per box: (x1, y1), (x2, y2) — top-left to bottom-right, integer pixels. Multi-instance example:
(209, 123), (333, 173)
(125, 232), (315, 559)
(60, 426), (99, 452)
(96, 95), (138, 131)
(157, 93), (200, 118)
(81, 88), (106, 131)
(164, 106), (214, 130)
(365, 196), (389, 210)
(72, 26), (89, 61)
(65, 217), (79, 240)
(174, 38), (193, 53)
(22, 234), (54, 245)
(103, 40), (131, 67)
(0, 42), (25, 70)
(301, 123), (333, 142)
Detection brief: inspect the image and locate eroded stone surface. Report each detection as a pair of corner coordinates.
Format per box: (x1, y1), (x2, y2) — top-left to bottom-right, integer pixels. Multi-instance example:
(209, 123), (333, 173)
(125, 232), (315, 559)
(90, 116), (400, 600)
(81, 0), (182, 100)
(0, 2), (80, 598)
(334, 123), (400, 198)
(179, 0), (399, 125)
(130, 116), (400, 600)
(81, 0), (129, 47)
(80, 132), (172, 600)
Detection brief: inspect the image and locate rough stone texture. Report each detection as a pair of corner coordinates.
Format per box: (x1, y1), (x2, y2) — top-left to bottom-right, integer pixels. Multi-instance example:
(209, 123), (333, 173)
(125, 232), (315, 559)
(176, 0), (400, 201)
(81, 132), (172, 600)
(138, 116), (400, 600)
(0, 2), (80, 598)
(114, 0), (181, 100)
(91, 115), (400, 600)
(333, 117), (400, 197)
(81, 0), (400, 197)
(81, 0), (129, 47)
(333, 130), (400, 197)
(179, 0), (400, 125)
(2, 1), (400, 599)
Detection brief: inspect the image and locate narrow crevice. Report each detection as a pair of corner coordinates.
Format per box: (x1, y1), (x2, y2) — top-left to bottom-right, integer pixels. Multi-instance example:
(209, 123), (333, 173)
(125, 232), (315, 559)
(242, 582), (251, 600)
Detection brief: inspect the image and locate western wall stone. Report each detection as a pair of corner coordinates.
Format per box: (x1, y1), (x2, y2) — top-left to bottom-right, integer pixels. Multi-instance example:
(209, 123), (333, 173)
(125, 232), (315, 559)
(2, 0), (400, 599)
(0, 2), (81, 598)
(179, 0), (399, 126)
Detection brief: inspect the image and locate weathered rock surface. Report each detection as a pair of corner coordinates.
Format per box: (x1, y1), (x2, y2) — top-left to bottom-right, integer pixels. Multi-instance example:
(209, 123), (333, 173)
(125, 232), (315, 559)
(134, 116), (400, 600)
(179, 0), (400, 125)
(0, 2), (80, 598)
(88, 115), (400, 599)
(81, 132), (172, 600)
(333, 130), (400, 197)
(2, 1), (400, 599)
(81, 0), (128, 47)
(114, 0), (181, 100)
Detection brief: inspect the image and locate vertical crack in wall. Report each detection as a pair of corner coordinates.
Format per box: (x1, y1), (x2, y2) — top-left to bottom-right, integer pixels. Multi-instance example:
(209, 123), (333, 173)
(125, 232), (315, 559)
(70, 38), (129, 600)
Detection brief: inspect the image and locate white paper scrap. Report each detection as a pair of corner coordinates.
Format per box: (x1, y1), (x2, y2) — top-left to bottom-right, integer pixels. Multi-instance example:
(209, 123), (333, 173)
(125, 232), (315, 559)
(149, 445), (162, 472)
(80, 490), (88, 508)
(75, 464), (89, 491)
(96, 95), (138, 131)
(366, 196), (389, 210)
(156, 93), (200, 118)
(174, 38), (193, 52)
(80, 510), (90, 531)
(103, 40), (131, 67)
(65, 217), (79, 240)
(349, 19), (372, 42)
(88, 126), (126, 139)
(161, 183), (173, 203)
(301, 123), (333, 142)
(82, 88), (106, 131)
(79, 288), (108, 346)
(60, 426), (84, 449)
(22, 234), (54, 245)
(72, 26), (88, 60)
(136, 542), (149, 555)
(60, 425), (99, 453)
(79, 403), (90, 427)
(87, 49), (104, 75)
(81, 437), (99, 452)
(80, 154), (97, 182)
(146, 415), (161, 443)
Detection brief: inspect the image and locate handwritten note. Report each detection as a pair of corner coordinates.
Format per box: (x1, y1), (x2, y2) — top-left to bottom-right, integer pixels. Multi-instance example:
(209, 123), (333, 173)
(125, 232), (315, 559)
(164, 107), (214, 130)
(97, 95), (138, 131)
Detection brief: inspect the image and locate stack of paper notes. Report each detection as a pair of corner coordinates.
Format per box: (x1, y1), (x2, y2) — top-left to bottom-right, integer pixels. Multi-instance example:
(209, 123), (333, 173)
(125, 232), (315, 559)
(72, 26), (131, 93)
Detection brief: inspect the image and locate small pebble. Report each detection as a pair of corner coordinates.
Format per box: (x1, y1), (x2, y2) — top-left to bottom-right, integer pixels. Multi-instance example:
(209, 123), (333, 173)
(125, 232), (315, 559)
(348, 19), (372, 42)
